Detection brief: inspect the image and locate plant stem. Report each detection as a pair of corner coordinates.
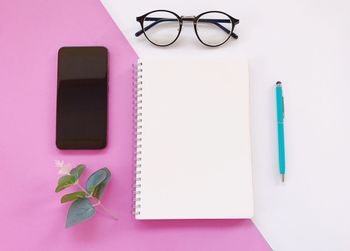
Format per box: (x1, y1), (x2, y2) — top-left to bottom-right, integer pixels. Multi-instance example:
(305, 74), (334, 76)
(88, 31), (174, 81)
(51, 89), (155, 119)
(76, 182), (91, 197)
(75, 181), (118, 220)
(98, 203), (118, 220)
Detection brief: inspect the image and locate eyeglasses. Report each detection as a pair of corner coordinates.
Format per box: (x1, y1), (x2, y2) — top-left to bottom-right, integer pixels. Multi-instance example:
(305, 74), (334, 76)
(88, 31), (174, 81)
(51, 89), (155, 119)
(135, 10), (239, 47)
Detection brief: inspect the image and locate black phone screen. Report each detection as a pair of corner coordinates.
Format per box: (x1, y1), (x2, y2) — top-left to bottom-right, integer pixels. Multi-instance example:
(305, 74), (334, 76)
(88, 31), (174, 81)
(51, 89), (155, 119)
(56, 47), (108, 149)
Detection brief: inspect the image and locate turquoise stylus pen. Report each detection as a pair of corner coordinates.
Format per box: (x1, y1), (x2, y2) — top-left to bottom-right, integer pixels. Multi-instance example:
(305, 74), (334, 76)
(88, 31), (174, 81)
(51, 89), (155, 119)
(276, 81), (286, 182)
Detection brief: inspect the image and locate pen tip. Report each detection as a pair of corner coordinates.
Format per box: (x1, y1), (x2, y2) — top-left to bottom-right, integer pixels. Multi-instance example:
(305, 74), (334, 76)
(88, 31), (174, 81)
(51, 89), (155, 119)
(282, 174), (285, 182)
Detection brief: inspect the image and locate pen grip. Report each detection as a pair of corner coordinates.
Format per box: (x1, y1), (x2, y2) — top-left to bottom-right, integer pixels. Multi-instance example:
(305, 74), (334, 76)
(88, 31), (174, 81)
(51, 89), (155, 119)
(277, 123), (286, 174)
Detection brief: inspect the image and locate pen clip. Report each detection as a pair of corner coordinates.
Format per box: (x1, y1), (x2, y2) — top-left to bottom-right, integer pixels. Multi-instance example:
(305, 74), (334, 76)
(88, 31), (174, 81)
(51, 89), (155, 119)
(282, 96), (285, 119)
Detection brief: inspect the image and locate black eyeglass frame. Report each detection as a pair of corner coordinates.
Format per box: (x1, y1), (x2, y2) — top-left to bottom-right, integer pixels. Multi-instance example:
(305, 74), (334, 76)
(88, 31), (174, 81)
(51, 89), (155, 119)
(135, 10), (239, 47)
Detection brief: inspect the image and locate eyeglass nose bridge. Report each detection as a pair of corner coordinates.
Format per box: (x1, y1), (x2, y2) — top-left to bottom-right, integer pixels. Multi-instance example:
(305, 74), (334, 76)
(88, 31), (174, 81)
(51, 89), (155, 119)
(180, 16), (196, 22)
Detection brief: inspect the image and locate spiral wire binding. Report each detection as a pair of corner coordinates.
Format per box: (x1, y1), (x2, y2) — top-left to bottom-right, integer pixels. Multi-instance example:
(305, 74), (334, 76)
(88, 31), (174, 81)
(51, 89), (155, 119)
(132, 61), (143, 216)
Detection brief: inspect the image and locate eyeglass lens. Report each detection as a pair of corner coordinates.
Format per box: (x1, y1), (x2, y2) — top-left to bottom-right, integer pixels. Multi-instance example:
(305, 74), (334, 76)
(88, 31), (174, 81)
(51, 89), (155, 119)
(196, 12), (233, 46)
(143, 11), (180, 46)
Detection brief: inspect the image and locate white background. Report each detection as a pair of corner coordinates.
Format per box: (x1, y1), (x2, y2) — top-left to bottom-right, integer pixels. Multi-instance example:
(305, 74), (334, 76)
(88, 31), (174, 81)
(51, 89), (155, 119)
(101, 0), (350, 250)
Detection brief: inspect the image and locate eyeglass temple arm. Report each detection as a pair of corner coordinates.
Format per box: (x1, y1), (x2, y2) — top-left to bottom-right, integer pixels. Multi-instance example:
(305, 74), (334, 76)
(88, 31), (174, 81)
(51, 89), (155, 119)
(135, 18), (174, 37)
(199, 18), (239, 39)
(135, 17), (238, 39)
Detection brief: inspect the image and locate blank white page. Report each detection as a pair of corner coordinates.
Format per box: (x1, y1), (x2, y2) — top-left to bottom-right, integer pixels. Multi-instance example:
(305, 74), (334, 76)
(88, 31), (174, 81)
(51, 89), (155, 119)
(135, 58), (253, 219)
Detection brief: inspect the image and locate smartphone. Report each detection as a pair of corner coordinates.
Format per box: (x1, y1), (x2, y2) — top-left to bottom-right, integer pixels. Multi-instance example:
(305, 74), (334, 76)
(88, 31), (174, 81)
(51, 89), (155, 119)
(56, 47), (108, 149)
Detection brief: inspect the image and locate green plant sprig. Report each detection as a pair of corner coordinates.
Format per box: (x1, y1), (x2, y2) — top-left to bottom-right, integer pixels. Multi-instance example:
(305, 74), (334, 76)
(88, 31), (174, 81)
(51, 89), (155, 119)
(54, 161), (117, 228)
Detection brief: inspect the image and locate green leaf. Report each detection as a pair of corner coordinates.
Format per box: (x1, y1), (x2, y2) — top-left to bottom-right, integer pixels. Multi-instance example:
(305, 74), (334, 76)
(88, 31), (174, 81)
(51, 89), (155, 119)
(60, 191), (86, 203)
(91, 168), (111, 199)
(66, 198), (96, 228)
(86, 168), (108, 195)
(55, 175), (76, 192)
(70, 164), (86, 180)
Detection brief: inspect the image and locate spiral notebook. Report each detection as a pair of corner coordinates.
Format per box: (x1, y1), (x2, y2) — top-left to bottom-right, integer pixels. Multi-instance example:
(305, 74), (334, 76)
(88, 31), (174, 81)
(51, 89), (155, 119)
(133, 58), (253, 219)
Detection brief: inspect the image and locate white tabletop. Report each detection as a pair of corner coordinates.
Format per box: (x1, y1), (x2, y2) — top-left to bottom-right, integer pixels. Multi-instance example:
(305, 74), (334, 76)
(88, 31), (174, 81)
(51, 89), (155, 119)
(101, 0), (350, 250)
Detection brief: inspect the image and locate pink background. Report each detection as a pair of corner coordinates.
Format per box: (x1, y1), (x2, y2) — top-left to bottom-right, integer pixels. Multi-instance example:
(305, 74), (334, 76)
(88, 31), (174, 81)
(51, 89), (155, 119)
(0, 0), (271, 250)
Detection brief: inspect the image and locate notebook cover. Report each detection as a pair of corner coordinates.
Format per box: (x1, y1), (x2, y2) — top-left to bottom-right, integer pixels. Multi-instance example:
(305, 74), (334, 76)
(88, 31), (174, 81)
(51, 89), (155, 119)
(134, 58), (254, 219)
